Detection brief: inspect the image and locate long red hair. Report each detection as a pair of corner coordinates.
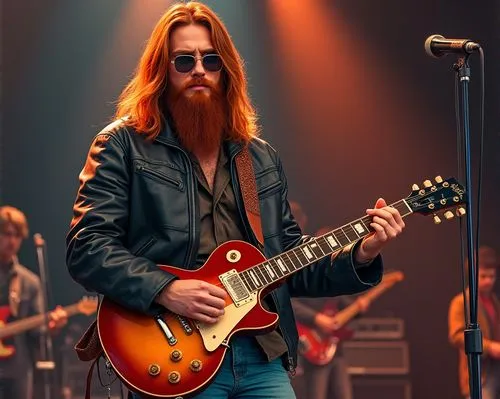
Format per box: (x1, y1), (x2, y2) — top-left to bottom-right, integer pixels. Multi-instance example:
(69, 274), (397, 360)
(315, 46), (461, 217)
(115, 1), (258, 142)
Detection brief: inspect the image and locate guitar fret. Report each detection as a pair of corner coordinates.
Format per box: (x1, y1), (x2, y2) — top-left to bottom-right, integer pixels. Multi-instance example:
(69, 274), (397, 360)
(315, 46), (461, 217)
(349, 224), (361, 238)
(270, 258), (285, 277)
(264, 262), (277, 280)
(294, 248), (309, 266)
(240, 271), (255, 291)
(277, 256), (292, 273)
(323, 234), (339, 251)
(351, 220), (368, 237)
(342, 226), (358, 242)
(255, 266), (268, 285)
(317, 236), (333, 254)
(334, 230), (350, 246)
(360, 217), (371, 233)
(309, 239), (325, 257)
(259, 264), (272, 284)
(249, 269), (261, 287)
(301, 245), (316, 261)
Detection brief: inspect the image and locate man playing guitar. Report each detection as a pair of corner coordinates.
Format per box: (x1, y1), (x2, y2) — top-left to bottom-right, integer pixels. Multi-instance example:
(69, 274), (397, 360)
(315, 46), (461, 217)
(0, 206), (67, 399)
(66, 3), (406, 398)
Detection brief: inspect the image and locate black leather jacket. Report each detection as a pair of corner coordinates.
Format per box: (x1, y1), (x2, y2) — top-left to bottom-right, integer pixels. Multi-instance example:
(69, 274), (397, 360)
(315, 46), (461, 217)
(66, 119), (383, 371)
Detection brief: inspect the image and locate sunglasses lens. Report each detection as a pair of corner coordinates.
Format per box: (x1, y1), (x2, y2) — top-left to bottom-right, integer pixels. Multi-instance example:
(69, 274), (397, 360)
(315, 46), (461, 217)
(203, 54), (223, 72)
(174, 55), (195, 73)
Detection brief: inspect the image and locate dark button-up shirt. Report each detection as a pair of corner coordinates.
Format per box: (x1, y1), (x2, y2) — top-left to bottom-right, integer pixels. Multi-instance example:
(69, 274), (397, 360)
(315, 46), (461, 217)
(191, 146), (288, 361)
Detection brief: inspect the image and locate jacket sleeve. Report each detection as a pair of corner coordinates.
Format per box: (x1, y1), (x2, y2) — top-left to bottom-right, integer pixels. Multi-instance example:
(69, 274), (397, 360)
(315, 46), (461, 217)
(268, 149), (383, 298)
(448, 294), (492, 356)
(66, 131), (177, 314)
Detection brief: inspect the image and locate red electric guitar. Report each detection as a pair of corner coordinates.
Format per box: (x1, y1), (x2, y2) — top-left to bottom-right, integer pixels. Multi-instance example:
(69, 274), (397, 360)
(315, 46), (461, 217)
(296, 270), (404, 366)
(0, 297), (97, 359)
(97, 176), (466, 398)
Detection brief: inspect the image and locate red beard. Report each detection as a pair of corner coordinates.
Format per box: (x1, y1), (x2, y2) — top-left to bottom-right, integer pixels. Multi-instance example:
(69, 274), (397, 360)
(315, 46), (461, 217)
(167, 78), (226, 155)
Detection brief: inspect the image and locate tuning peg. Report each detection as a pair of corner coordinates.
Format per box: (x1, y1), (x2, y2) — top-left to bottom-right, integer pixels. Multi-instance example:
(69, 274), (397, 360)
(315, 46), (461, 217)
(435, 176), (443, 183)
(423, 180), (433, 188)
(412, 184), (420, 191)
(433, 215), (442, 224)
(456, 207), (466, 217)
(444, 211), (454, 220)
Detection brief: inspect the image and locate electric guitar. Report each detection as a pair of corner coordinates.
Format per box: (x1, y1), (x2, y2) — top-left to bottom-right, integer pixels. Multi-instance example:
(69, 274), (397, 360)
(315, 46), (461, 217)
(97, 176), (466, 398)
(0, 296), (98, 359)
(297, 270), (404, 366)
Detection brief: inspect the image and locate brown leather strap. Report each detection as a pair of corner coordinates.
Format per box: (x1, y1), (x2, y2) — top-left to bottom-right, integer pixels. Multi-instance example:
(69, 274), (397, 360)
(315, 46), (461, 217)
(75, 320), (103, 361)
(85, 356), (101, 399)
(235, 146), (264, 247)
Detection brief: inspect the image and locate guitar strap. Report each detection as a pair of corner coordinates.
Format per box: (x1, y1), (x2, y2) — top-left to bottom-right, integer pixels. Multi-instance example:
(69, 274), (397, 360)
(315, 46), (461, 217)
(8, 274), (21, 318)
(234, 145), (264, 248)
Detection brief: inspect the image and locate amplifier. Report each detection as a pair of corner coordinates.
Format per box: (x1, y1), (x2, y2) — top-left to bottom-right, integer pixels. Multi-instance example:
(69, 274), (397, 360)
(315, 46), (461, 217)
(343, 340), (409, 375)
(352, 376), (412, 399)
(350, 317), (405, 340)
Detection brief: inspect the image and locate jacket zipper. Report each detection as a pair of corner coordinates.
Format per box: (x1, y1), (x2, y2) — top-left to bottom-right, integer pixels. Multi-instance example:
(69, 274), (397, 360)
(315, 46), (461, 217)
(135, 164), (184, 190)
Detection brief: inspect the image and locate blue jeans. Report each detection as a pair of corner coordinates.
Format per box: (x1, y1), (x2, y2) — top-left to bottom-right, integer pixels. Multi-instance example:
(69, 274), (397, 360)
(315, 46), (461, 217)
(129, 336), (296, 399)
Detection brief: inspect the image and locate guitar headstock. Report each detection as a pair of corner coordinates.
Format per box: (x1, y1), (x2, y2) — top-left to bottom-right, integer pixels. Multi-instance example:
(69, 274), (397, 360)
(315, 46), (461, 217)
(406, 176), (466, 223)
(77, 296), (98, 316)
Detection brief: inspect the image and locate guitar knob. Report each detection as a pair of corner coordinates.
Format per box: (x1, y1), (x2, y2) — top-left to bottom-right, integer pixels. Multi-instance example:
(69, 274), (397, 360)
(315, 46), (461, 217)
(435, 176), (443, 183)
(170, 350), (183, 362)
(168, 371), (181, 384)
(423, 180), (432, 188)
(456, 207), (466, 216)
(433, 215), (441, 224)
(190, 359), (203, 372)
(412, 184), (420, 191)
(148, 364), (161, 376)
(444, 211), (454, 220)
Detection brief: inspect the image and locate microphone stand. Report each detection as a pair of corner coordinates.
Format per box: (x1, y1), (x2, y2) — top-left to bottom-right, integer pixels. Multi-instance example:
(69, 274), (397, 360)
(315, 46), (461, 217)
(453, 56), (482, 399)
(34, 233), (56, 399)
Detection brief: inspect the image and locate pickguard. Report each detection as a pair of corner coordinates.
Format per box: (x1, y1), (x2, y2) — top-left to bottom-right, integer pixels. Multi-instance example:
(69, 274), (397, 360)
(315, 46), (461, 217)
(197, 292), (258, 352)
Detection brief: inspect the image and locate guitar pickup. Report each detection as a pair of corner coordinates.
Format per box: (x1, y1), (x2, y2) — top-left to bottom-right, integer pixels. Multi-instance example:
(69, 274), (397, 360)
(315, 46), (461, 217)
(177, 315), (193, 335)
(155, 315), (177, 346)
(219, 269), (252, 307)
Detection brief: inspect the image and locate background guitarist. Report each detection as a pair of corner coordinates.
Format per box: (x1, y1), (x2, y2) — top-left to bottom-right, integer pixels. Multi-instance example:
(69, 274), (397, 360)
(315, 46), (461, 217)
(66, 2), (406, 398)
(289, 204), (370, 399)
(292, 295), (369, 399)
(0, 206), (67, 399)
(449, 246), (500, 399)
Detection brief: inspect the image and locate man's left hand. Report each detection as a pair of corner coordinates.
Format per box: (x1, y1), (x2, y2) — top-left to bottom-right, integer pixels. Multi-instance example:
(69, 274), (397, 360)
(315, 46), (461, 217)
(355, 198), (405, 264)
(48, 306), (68, 330)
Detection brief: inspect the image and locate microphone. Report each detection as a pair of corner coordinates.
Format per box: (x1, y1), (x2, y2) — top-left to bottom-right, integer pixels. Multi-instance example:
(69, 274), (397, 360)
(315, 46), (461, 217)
(33, 233), (46, 248)
(425, 34), (480, 58)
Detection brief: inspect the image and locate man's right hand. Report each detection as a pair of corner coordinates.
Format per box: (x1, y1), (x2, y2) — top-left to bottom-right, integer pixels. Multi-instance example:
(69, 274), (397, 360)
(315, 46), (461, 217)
(488, 341), (500, 359)
(155, 280), (228, 324)
(314, 313), (340, 334)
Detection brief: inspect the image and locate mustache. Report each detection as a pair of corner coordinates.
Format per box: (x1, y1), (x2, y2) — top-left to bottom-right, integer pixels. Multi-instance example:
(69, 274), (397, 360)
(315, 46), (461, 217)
(182, 78), (218, 91)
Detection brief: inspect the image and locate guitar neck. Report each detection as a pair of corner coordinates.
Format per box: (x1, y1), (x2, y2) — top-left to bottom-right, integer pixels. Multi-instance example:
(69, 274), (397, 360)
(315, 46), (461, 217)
(237, 200), (412, 293)
(0, 304), (80, 339)
(333, 279), (397, 327)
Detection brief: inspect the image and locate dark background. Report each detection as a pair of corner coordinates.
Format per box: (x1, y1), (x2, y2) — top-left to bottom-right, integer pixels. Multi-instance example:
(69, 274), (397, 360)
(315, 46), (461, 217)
(1, 1), (499, 398)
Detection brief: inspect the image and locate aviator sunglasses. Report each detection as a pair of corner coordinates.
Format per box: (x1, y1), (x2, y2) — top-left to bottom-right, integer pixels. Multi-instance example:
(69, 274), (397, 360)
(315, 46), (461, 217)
(170, 54), (223, 73)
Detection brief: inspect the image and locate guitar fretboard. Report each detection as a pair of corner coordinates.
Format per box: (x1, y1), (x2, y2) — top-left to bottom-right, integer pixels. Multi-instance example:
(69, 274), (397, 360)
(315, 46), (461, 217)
(238, 200), (412, 293)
